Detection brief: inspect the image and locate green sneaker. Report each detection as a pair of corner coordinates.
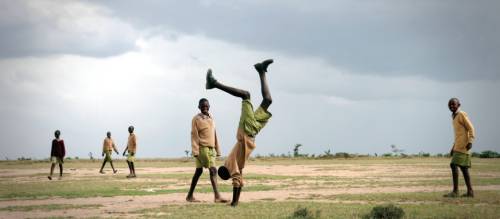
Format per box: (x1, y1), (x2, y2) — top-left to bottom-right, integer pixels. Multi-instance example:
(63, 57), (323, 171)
(206, 69), (217, 89)
(254, 59), (274, 73)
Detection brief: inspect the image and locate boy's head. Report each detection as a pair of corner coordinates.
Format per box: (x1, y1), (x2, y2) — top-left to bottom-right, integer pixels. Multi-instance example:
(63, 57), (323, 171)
(106, 131), (111, 138)
(198, 98), (210, 116)
(128, 126), (134, 134)
(448, 98), (461, 113)
(218, 165), (230, 180)
(54, 130), (61, 138)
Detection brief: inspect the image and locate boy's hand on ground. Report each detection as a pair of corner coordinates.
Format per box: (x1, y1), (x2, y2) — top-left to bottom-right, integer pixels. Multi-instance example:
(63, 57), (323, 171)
(102, 153), (104, 157)
(466, 143), (472, 150)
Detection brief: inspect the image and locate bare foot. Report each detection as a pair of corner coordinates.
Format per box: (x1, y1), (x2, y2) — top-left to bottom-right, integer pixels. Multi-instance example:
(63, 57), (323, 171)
(186, 196), (201, 202)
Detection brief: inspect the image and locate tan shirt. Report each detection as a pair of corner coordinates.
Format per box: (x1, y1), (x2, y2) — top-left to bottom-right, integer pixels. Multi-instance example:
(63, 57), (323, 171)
(224, 128), (256, 187)
(452, 110), (475, 154)
(191, 113), (220, 156)
(102, 137), (118, 153)
(127, 133), (137, 153)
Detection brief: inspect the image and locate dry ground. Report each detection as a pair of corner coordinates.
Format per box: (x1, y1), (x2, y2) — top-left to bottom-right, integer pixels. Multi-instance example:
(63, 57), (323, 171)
(0, 157), (499, 218)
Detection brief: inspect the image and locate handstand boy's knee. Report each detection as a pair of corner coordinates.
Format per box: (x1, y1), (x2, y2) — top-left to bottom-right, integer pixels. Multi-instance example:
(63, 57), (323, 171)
(242, 91), (251, 100)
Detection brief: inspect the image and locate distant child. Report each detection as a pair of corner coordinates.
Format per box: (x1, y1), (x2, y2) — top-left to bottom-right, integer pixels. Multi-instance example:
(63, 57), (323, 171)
(186, 98), (228, 203)
(207, 59), (274, 207)
(100, 131), (119, 174)
(444, 98), (475, 198)
(48, 130), (66, 180)
(122, 126), (137, 178)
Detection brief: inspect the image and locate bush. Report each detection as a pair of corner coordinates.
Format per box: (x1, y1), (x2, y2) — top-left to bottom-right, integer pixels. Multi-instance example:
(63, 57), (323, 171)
(479, 150), (500, 158)
(382, 153), (393, 157)
(335, 152), (351, 158)
(363, 204), (405, 219)
(289, 206), (321, 219)
(471, 152), (480, 158)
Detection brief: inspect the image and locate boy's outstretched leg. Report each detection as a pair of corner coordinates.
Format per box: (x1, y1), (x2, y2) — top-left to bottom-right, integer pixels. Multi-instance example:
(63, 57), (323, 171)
(99, 160), (107, 174)
(58, 164), (63, 179)
(48, 163), (55, 180)
(110, 160), (117, 173)
(130, 162), (136, 177)
(206, 69), (250, 100)
(209, 167), (227, 203)
(186, 168), (203, 202)
(460, 166), (474, 197)
(126, 161), (132, 178)
(254, 59), (273, 110)
(444, 163), (459, 197)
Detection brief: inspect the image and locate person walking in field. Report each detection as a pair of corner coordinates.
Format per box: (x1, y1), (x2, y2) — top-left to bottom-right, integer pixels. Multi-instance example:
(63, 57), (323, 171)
(48, 130), (66, 180)
(122, 126), (137, 178)
(99, 131), (119, 174)
(444, 98), (475, 198)
(207, 59), (274, 207)
(186, 98), (228, 203)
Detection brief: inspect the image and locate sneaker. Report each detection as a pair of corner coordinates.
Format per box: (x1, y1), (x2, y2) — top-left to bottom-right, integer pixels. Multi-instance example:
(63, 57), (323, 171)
(206, 69), (217, 89)
(254, 59), (274, 73)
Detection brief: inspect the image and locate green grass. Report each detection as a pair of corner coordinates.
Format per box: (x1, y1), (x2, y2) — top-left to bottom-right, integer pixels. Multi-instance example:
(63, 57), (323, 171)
(0, 204), (102, 212)
(137, 201), (500, 219)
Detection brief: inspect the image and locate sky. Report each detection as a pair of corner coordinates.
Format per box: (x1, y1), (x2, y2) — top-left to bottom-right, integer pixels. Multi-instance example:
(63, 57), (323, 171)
(0, 0), (499, 159)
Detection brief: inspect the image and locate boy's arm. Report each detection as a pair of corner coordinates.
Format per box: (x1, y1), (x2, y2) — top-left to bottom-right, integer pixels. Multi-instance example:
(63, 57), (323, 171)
(191, 118), (200, 157)
(214, 129), (221, 157)
(462, 113), (475, 150)
(102, 140), (106, 156)
(61, 141), (66, 158)
(50, 140), (55, 157)
(122, 146), (128, 156)
(112, 141), (119, 154)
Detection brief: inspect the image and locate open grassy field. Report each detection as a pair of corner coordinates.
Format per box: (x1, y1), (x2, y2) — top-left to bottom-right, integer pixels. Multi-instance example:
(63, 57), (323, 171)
(0, 157), (499, 218)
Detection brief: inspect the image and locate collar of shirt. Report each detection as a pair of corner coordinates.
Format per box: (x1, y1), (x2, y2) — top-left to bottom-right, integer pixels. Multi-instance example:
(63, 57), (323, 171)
(198, 112), (212, 119)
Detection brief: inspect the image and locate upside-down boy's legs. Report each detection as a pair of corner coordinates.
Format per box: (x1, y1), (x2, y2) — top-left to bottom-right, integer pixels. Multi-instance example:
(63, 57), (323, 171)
(186, 168), (203, 202)
(254, 59), (273, 110)
(206, 69), (250, 100)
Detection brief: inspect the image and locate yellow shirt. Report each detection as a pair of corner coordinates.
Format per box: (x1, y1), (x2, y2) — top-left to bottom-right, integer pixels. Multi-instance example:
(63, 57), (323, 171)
(452, 110), (475, 154)
(127, 133), (137, 153)
(224, 128), (256, 187)
(191, 113), (220, 156)
(102, 137), (117, 153)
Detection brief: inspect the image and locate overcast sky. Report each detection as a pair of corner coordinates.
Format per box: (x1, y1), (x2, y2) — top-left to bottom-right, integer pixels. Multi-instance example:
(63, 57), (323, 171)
(0, 0), (498, 159)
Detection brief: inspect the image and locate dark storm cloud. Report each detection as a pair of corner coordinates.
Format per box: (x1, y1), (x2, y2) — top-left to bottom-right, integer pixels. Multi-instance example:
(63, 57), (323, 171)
(94, 0), (500, 81)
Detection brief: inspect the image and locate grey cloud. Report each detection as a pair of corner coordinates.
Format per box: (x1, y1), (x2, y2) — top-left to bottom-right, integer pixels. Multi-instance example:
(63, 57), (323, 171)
(0, 1), (138, 58)
(94, 0), (500, 81)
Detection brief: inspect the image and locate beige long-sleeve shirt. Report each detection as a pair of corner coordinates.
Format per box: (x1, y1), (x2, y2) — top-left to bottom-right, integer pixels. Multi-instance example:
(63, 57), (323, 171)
(452, 110), (475, 154)
(127, 133), (137, 153)
(224, 128), (256, 188)
(102, 137), (118, 153)
(191, 113), (220, 156)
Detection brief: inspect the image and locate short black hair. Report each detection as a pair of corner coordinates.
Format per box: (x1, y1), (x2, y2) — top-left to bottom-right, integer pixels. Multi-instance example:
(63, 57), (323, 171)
(54, 130), (61, 135)
(449, 97), (460, 104)
(199, 98), (209, 106)
(218, 166), (230, 180)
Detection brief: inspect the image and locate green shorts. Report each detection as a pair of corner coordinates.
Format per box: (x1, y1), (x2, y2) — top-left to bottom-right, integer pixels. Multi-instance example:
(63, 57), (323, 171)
(127, 152), (136, 162)
(195, 146), (216, 168)
(239, 99), (272, 137)
(451, 151), (471, 168)
(104, 151), (112, 162)
(51, 156), (64, 164)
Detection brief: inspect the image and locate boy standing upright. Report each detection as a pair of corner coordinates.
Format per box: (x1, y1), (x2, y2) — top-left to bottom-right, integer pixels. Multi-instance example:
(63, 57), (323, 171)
(207, 59), (274, 207)
(444, 98), (476, 198)
(48, 130), (66, 180)
(186, 98), (228, 203)
(100, 131), (119, 174)
(122, 126), (137, 178)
